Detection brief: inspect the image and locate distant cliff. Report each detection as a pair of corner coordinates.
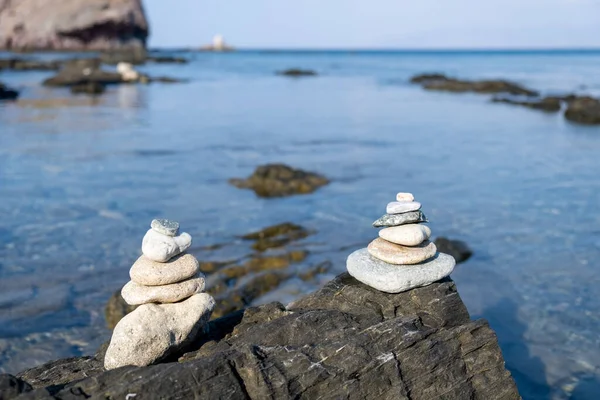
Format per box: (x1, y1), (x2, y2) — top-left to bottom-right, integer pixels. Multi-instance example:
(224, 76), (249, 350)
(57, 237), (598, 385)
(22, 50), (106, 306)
(0, 0), (148, 50)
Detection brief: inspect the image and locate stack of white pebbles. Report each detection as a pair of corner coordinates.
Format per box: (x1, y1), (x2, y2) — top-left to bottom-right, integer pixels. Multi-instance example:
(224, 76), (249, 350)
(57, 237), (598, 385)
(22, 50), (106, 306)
(104, 219), (215, 370)
(347, 192), (456, 293)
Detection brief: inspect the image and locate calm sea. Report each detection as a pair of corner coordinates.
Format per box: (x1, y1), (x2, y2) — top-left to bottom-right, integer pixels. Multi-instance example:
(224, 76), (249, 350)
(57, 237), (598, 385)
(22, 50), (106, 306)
(1, 50), (600, 399)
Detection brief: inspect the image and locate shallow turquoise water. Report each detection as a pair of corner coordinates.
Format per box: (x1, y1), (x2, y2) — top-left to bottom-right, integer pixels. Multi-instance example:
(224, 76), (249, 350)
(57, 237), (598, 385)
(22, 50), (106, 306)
(1, 50), (600, 398)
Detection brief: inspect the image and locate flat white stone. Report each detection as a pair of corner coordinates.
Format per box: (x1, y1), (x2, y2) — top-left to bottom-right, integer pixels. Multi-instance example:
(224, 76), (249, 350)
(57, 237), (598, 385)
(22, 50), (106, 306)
(130, 253), (200, 286)
(379, 224), (431, 246)
(346, 248), (455, 293)
(121, 275), (205, 306)
(104, 293), (215, 370)
(396, 192), (415, 202)
(386, 201), (421, 214)
(142, 229), (192, 262)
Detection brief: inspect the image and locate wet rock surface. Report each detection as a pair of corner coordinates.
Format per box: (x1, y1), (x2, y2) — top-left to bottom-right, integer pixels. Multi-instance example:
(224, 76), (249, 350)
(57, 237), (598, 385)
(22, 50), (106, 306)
(0, 374), (32, 399)
(0, 82), (18, 100)
(0, 0), (148, 51)
(13, 274), (520, 399)
(411, 73), (539, 96)
(492, 95), (563, 112)
(277, 68), (318, 77)
(434, 237), (473, 264)
(564, 96), (600, 125)
(229, 164), (330, 197)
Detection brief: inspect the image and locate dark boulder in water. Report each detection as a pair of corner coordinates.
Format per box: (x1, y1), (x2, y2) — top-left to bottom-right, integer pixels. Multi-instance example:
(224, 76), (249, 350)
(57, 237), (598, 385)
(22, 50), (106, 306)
(435, 237), (473, 264)
(0, 82), (18, 100)
(492, 95), (562, 112)
(229, 164), (329, 197)
(564, 96), (600, 125)
(410, 73), (538, 96)
(15, 273), (520, 399)
(277, 68), (318, 77)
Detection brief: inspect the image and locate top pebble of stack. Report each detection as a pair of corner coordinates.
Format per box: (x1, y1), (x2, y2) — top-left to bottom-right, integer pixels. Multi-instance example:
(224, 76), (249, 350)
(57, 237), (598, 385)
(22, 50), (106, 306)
(151, 219), (180, 236)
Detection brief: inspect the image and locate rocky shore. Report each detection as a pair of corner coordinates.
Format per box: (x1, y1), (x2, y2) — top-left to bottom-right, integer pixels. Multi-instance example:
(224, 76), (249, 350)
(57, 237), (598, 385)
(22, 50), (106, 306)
(4, 272), (520, 399)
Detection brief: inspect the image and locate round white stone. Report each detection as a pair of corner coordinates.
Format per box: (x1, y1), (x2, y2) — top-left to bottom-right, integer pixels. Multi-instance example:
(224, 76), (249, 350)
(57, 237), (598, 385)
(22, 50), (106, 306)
(396, 192), (415, 202)
(142, 229), (192, 263)
(386, 201), (421, 215)
(378, 224), (432, 246)
(104, 293), (215, 370)
(346, 248), (456, 293)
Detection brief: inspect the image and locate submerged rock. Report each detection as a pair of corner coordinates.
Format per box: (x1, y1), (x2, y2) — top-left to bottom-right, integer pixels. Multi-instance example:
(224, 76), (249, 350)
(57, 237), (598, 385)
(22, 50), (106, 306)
(0, 82), (18, 100)
(229, 164), (330, 197)
(70, 81), (106, 95)
(564, 96), (600, 125)
(43, 68), (124, 87)
(0, 0), (149, 51)
(492, 96), (562, 112)
(411, 73), (538, 96)
(17, 273), (520, 399)
(240, 222), (310, 251)
(277, 68), (318, 77)
(434, 237), (473, 264)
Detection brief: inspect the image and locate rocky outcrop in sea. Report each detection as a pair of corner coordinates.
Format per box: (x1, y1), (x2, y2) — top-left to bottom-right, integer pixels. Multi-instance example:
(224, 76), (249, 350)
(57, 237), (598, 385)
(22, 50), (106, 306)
(0, 0), (148, 51)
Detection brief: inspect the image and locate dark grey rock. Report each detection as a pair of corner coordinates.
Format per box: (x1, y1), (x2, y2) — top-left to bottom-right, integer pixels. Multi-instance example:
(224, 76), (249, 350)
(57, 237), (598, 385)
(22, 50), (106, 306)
(16, 356), (103, 389)
(276, 68), (317, 77)
(434, 237), (473, 264)
(16, 273), (520, 399)
(410, 73), (539, 96)
(565, 96), (600, 125)
(492, 96), (562, 112)
(372, 211), (428, 227)
(0, 374), (32, 399)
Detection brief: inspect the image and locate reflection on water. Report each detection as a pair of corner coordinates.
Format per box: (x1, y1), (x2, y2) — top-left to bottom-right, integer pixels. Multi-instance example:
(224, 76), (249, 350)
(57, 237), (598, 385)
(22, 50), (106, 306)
(1, 50), (600, 399)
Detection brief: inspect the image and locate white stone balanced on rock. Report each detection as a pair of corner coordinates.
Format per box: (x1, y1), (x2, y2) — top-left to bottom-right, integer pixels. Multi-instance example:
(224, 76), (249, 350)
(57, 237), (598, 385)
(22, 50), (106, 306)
(104, 219), (215, 370)
(346, 192), (455, 293)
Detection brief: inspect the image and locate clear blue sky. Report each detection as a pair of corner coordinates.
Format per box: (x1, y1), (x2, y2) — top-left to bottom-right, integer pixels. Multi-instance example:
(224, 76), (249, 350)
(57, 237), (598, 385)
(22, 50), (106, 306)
(145, 0), (600, 49)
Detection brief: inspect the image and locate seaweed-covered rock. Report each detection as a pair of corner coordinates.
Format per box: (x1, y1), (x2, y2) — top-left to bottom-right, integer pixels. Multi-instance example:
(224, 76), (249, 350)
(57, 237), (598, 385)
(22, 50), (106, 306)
(492, 96), (562, 112)
(410, 73), (538, 96)
(43, 68), (124, 87)
(0, 82), (18, 100)
(277, 68), (318, 77)
(434, 237), (473, 264)
(16, 273), (520, 399)
(0, 0), (148, 51)
(565, 96), (600, 125)
(229, 164), (329, 197)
